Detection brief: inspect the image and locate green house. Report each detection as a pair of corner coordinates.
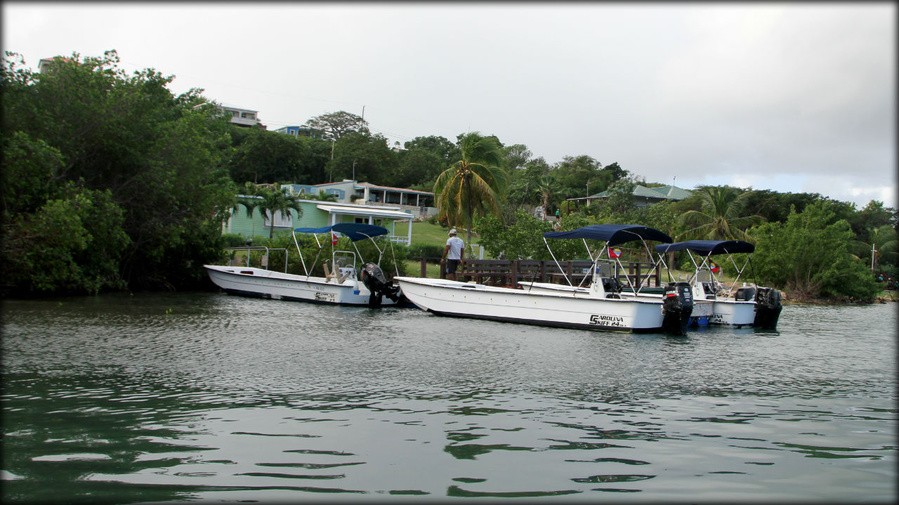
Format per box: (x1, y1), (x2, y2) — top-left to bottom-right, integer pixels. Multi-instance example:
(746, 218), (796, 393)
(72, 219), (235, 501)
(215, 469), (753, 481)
(224, 197), (415, 245)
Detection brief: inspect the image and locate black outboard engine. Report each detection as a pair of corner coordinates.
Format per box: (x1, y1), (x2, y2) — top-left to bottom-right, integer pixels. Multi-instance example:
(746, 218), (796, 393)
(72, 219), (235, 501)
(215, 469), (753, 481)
(361, 263), (401, 307)
(754, 287), (782, 330)
(662, 282), (693, 336)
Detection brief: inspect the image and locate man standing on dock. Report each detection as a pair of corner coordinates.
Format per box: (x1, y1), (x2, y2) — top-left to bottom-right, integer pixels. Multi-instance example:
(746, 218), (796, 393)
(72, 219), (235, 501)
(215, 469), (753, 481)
(441, 229), (465, 281)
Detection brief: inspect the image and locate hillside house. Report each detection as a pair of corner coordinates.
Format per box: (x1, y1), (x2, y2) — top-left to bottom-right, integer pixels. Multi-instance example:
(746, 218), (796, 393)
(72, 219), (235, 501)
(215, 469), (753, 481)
(282, 180), (436, 220)
(568, 184), (693, 209)
(220, 105), (264, 128)
(223, 181), (424, 244)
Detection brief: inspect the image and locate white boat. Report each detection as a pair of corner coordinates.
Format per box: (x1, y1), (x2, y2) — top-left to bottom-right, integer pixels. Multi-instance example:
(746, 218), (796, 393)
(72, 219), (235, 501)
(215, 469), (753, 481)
(397, 224), (694, 334)
(205, 223), (403, 307)
(654, 240), (782, 329)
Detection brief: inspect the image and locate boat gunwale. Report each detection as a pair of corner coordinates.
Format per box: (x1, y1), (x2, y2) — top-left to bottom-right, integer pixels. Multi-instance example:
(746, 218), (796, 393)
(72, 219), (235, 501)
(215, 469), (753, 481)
(395, 276), (666, 305)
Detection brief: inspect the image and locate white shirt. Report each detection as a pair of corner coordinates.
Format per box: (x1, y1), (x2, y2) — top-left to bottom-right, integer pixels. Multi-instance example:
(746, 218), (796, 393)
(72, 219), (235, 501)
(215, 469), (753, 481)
(445, 236), (464, 260)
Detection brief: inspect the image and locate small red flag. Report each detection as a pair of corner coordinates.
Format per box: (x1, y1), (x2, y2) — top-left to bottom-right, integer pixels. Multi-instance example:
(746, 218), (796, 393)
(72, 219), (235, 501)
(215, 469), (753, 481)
(610, 248), (622, 258)
(711, 262), (720, 274)
(331, 233), (338, 245)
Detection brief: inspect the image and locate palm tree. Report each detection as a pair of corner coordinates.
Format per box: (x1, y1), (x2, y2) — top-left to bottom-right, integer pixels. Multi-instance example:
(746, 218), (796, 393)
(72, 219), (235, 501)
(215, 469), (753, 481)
(534, 174), (560, 219)
(853, 224), (898, 270)
(433, 132), (509, 245)
(242, 183), (304, 239)
(679, 186), (764, 241)
(233, 182), (262, 239)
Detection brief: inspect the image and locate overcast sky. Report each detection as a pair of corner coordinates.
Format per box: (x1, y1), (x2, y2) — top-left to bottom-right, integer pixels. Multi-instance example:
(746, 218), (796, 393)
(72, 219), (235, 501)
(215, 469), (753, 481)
(4, 2), (895, 208)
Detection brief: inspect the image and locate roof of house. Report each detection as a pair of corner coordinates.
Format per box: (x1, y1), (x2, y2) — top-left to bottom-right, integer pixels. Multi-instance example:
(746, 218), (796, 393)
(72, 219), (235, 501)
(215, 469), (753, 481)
(590, 184), (693, 201)
(357, 182), (433, 196)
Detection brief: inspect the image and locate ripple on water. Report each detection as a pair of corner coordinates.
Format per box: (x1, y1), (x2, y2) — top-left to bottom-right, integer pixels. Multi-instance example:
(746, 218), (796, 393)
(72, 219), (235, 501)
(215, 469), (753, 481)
(0, 295), (895, 502)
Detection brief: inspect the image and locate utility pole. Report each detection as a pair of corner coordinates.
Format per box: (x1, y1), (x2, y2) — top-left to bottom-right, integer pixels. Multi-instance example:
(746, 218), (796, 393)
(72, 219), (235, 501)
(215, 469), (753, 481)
(872, 242), (877, 270)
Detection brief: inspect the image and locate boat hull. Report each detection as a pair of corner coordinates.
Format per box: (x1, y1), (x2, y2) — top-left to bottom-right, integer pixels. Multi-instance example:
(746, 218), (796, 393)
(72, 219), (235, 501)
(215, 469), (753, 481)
(707, 298), (756, 327)
(396, 277), (668, 332)
(204, 265), (399, 306)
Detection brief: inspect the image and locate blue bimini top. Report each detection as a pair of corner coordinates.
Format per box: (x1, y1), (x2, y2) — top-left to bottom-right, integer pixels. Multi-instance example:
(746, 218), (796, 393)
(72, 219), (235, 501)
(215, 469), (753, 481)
(294, 223), (389, 242)
(654, 240), (755, 256)
(544, 224), (673, 247)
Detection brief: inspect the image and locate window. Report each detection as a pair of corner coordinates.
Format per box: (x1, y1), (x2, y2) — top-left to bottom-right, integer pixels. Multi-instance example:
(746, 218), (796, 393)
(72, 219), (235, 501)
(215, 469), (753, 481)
(263, 210), (293, 228)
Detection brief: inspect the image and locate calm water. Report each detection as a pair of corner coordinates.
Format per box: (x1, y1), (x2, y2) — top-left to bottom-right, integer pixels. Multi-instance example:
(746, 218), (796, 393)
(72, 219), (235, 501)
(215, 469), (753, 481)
(1, 293), (896, 503)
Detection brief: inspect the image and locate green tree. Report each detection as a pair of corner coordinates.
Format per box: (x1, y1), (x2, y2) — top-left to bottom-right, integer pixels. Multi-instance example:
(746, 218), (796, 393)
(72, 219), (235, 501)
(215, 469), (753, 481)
(476, 209), (554, 260)
(228, 129), (312, 184)
(679, 185), (764, 241)
(505, 157), (550, 211)
(503, 144), (532, 171)
(848, 200), (897, 244)
(434, 132), (509, 245)
(328, 132), (397, 183)
(1, 50), (236, 292)
(741, 189), (823, 224)
(749, 201), (880, 300)
(854, 224), (898, 273)
(244, 183), (304, 239)
(403, 135), (459, 163)
(2, 182), (131, 294)
(393, 148), (443, 189)
(593, 177), (637, 217)
(303, 110), (368, 141)
(534, 174), (561, 217)
(553, 154), (603, 199)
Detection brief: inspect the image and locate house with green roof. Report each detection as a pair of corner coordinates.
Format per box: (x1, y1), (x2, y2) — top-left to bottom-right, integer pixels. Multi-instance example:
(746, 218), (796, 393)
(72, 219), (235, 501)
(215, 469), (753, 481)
(568, 184), (693, 208)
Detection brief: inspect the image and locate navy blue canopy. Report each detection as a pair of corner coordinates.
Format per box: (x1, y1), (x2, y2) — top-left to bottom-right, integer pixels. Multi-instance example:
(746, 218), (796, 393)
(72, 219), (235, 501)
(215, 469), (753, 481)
(294, 223), (389, 242)
(655, 240), (755, 255)
(544, 224), (673, 246)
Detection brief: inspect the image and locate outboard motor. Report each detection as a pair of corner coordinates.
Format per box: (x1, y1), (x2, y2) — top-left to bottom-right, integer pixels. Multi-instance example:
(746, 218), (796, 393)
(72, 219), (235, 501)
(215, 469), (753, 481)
(754, 287), (782, 330)
(662, 282), (693, 336)
(361, 263), (401, 307)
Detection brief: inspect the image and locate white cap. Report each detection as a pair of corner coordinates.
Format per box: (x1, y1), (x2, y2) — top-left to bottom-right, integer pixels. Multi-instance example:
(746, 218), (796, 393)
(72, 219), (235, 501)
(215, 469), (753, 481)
(449, 229), (457, 235)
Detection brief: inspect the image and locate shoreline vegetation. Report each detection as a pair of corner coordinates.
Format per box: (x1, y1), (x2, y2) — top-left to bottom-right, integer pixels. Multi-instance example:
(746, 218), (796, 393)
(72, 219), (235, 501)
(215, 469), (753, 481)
(2, 51), (896, 303)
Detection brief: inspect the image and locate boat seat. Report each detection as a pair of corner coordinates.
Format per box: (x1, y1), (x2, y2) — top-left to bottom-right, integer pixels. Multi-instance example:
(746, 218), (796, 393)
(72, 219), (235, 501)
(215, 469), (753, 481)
(602, 277), (622, 293)
(323, 263), (339, 282)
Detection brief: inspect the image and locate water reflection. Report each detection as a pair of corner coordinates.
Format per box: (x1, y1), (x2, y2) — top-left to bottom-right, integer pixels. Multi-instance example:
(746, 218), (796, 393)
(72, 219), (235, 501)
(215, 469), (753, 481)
(1, 295), (896, 502)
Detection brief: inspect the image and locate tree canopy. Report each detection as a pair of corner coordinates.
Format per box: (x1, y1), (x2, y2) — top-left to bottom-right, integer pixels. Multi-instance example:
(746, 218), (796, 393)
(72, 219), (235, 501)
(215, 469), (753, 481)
(303, 110), (368, 141)
(1, 50), (236, 293)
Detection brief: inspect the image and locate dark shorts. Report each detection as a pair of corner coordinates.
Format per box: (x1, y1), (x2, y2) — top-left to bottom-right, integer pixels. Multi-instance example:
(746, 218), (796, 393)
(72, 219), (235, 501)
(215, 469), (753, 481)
(446, 259), (460, 274)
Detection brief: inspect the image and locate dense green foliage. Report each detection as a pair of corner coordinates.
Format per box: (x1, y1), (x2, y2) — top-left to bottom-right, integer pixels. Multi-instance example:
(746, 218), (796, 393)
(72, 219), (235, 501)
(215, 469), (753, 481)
(2, 50), (895, 301)
(1, 51), (236, 294)
(749, 201), (881, 300)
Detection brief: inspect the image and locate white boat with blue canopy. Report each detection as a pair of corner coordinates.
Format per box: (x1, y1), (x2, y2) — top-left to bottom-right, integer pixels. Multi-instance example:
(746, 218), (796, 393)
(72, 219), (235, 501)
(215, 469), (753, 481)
(205, 223), (403, 306)
(519, 224), (675, 297)
(396, 224), (694, 335)
(654, 239), (782, 329)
